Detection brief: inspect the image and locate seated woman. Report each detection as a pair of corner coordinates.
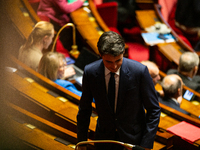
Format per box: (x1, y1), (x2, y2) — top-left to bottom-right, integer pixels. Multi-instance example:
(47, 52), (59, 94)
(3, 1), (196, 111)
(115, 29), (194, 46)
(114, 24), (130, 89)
(18, 21), (54, 71)
(38, 51), (82, 97)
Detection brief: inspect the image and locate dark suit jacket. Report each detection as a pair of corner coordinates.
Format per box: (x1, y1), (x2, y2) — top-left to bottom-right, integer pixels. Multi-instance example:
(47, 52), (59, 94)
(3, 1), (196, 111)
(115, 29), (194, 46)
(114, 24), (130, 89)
(159, 96), (190, 115)
(77, 58), (161, 149)
(167, 69), (200, 93)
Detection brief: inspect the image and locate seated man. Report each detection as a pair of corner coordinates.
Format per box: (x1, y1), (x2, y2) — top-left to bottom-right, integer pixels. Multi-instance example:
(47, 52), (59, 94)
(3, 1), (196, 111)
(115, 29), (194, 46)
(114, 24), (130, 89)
(159, 74), (190, 115)
(167, 52), (200, 93)
(141, 60), (161, 85)
(141, 60), (163, 96)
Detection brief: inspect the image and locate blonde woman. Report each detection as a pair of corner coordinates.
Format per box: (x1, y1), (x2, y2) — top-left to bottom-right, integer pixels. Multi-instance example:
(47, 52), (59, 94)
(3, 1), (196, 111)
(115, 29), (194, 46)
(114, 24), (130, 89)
(38, 52), (81, 96)
(18, 21), (54, 71)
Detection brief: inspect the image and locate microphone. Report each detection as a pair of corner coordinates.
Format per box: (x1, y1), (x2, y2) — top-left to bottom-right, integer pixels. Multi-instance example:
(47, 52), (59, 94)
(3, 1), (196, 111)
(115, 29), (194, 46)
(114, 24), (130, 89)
(51, 23), (80, 59)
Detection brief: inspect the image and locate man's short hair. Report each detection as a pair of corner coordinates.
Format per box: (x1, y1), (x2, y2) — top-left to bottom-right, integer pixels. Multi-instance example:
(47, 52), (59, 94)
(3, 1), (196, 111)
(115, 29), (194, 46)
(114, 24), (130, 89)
(97, 31), (125, 56)
(179, 52), (199, 72)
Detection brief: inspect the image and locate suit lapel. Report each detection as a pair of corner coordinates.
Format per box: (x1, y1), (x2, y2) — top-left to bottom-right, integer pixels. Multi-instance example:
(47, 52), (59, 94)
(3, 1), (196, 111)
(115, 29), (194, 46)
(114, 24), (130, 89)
(95, 61), (108, 103)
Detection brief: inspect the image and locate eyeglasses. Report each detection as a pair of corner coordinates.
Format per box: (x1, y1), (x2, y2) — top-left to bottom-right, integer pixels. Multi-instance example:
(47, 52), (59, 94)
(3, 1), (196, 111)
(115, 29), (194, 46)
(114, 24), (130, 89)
(59, 63), (67, 69)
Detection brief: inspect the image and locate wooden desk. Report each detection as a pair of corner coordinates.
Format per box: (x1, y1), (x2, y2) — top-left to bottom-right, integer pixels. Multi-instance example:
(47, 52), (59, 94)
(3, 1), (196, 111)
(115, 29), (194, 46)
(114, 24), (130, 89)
(157, 43), (182, 66)
(70, 1), (104, 55)
(70, 0), (129, 56)
(4, 0), (37, 40)
(10, 55), (83, 106)
(6, 70), (97, 140)
(136, 6), (194, 53)
(158, 107), (200, 149)
(135, 8), (196, 72)
(5, 105), (76, 149)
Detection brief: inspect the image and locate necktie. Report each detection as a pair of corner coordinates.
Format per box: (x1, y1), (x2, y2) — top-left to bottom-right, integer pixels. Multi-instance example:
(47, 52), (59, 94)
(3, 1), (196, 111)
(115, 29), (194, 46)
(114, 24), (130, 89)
(108, 72), (115, 113)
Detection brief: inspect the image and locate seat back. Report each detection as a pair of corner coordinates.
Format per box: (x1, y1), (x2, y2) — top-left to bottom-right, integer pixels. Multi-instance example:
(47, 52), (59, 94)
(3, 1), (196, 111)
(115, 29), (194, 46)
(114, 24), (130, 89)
(96, 2), (118, 28)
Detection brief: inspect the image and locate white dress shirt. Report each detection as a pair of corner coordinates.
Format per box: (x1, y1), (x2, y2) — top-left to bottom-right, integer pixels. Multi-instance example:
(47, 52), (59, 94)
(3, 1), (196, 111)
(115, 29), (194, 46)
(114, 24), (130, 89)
(105, 67), (120, 112)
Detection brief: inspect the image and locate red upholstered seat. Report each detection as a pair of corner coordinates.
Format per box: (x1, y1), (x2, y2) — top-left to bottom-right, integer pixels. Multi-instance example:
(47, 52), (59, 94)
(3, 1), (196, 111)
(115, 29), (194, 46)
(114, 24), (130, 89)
(127, 42), (149, 62)
(123, 26), (141, 36)
(55, 37), (70, 58)
(96, 2), (118, 30)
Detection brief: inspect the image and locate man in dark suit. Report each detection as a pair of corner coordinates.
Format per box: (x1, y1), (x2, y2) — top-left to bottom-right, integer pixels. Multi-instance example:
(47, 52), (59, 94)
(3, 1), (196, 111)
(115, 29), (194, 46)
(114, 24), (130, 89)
(159, 74), (190, 115)
(77, 31), (161, 150)
(167, 52), (200, 93)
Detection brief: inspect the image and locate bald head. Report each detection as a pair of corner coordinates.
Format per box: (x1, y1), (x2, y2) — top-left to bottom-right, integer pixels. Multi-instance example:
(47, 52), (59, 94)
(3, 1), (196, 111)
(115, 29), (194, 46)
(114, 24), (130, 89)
(141, 60), (160, 85)
(162, 74), (183, 98)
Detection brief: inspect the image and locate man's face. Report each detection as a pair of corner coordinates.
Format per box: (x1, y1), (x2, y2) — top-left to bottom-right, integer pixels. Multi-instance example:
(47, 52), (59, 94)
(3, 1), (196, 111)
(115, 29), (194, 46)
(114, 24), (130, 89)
(150, 68), (161, 85)
(101, 54), (123, 73)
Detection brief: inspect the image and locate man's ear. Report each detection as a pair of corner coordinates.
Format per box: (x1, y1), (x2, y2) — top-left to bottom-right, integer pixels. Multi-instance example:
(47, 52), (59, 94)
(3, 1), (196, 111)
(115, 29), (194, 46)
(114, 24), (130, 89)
(177, 88), (181, 96)
(193, 66), (198, 76)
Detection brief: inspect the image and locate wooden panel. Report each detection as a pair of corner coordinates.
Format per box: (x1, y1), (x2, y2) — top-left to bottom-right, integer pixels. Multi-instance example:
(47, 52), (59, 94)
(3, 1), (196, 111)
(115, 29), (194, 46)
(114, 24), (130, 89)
(4, 0), (36, 39)
(136, 10), (158, 29)
(4, 113), (75, 149)
(6, 70), (97, 138)
(157, 43), (182, 65)
(135, 7), (196, 70)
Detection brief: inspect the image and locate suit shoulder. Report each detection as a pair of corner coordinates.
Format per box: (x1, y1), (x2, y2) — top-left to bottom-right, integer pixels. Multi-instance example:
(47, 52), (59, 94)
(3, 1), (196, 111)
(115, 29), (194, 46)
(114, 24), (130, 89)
(167, 69), (178, 75)
(84, 59), (102, 71)
(123, 58), (146, 71)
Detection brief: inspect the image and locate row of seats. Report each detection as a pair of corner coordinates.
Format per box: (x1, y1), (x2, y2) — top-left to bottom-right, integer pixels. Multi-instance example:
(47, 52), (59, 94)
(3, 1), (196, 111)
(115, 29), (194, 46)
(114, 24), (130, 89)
(3, 0), (200, 149)
(8, 53), (200, 149)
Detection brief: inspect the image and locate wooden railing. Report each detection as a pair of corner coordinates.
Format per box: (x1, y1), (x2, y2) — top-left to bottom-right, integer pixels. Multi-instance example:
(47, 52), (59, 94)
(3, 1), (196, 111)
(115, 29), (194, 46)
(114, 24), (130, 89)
(6, 103), (78, 149)
(6, 69), (97, 140)
(135, 5), (198, 72)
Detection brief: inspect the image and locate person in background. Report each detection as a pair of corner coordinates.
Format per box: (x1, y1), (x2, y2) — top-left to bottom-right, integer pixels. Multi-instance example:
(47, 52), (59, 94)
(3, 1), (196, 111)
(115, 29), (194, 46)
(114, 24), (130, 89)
(77, 31), (160, 150)
(141, 60), (163, 97)
(140, 60), (161, 85)
(18, 21), (54, 71)
(159, 74), (190, 115)
(194, 34), (200, 51)
(167, 52), (200, 93)
(37, 0), (86, 51)
(38, 51), (82, 96)
(175, 0), (200, 48)
(37, 0), (86, 27)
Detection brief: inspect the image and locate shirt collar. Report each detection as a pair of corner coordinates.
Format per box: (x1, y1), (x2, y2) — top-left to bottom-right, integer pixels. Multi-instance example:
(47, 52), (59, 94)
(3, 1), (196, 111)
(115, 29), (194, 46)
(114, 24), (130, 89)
(171, 97), (180, 106)
(105, 67), (120, 76)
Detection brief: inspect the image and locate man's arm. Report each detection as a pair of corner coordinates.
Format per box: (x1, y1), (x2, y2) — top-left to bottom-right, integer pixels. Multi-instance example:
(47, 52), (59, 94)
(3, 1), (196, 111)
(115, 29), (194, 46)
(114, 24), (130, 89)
(140, 67), (161, 148)
(77, 68), (93, 142)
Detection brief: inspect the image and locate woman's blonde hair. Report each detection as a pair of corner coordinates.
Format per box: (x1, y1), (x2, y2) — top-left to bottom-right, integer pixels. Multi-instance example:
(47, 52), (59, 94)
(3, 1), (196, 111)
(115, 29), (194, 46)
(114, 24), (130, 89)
(38, 52), (65, 80)
(21, 21), (54, 51)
